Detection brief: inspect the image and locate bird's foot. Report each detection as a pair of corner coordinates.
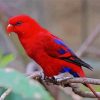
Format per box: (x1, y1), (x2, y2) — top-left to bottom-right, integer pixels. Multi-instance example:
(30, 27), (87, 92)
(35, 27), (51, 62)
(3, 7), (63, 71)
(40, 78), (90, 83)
(54, 76), (73, 82)
(52, 74), (73, 87)
(55, 76), (73, 87)
(53, 73), (73, 81)
(43, 73), (73, 86)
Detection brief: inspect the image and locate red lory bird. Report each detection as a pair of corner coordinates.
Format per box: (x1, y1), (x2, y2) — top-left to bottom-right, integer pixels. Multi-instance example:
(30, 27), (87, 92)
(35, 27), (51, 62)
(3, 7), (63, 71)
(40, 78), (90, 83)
(7, 15), (99, 98)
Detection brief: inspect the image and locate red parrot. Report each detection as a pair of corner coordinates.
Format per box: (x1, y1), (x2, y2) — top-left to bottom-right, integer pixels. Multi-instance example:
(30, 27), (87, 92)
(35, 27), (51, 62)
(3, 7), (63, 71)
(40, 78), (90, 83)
(7, 15), (99, 98)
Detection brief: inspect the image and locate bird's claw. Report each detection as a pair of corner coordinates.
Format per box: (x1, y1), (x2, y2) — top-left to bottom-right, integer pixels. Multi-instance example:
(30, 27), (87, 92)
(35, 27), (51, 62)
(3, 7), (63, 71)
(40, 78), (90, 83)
(53, 73), (73, 82)
(44, 73), (73, 86)
(51, 74), (73, 86)
(55, 76), (73, 82)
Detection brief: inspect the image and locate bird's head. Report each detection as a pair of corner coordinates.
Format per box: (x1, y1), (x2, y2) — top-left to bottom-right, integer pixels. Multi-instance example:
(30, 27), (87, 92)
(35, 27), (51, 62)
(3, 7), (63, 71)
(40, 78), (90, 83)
(7, 15), (41, 37)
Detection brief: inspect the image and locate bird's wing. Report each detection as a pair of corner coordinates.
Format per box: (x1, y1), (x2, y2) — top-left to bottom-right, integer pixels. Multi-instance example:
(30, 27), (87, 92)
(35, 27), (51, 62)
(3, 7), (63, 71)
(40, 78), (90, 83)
(44, 34), (93, 71)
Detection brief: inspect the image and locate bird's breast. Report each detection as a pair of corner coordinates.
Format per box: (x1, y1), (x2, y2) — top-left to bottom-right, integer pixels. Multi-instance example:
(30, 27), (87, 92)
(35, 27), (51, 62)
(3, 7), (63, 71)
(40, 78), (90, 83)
(19, 35), (43, 58)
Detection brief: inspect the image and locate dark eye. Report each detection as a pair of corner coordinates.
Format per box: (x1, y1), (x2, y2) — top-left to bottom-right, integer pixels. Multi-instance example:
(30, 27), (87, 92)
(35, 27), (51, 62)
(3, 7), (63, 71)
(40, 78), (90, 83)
(15, 21), (22, 26)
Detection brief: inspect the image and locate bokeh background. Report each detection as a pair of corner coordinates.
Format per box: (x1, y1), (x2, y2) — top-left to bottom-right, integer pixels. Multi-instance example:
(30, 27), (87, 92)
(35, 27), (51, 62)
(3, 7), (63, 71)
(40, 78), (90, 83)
(0, 0), (100, 100)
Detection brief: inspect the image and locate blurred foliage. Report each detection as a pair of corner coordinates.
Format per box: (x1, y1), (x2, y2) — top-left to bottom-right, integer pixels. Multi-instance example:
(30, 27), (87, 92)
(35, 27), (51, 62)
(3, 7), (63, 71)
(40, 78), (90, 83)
(0, 69), (54, 100)
(81, 84), (100, 92)
(0, 51), (14, 68)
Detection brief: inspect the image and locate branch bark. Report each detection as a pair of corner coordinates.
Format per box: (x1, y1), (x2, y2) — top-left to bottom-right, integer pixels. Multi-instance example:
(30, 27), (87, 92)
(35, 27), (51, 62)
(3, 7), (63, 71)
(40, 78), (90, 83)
(57, 77), (100, 85)
(28, 72), (100, 98)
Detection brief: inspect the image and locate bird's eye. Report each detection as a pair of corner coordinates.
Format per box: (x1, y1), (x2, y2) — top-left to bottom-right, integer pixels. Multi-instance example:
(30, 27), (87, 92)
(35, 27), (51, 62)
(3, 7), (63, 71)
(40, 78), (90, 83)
(15, 21), (22, 26)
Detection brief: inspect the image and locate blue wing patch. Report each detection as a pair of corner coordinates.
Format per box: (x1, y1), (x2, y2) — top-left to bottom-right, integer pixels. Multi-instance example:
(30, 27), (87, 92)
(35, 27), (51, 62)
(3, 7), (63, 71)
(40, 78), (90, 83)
(54, 39), (67, 48)
(57, 48), (66, 54)
(61, 67), (79, 77)
(54, 38), (74, 54)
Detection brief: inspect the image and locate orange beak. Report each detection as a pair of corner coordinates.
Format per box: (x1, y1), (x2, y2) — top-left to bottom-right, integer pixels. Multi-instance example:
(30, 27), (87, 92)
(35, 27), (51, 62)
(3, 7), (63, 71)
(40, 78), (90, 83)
(7, 24), (14, 35)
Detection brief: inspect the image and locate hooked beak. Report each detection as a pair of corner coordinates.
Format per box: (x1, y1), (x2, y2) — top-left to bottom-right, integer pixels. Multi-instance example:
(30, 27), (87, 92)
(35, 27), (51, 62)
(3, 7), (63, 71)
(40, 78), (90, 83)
(7, 24), (14, 35)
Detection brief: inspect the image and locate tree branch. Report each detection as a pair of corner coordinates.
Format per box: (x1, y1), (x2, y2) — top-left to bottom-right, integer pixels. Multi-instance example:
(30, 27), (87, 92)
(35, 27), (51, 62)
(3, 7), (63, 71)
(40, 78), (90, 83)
(56, 77), (100, 85)
(28, 72), (100, 98)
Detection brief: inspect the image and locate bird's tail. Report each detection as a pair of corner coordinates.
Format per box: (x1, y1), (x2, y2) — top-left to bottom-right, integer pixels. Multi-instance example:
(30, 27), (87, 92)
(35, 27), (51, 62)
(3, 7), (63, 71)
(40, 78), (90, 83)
(85, 83), (100, 99)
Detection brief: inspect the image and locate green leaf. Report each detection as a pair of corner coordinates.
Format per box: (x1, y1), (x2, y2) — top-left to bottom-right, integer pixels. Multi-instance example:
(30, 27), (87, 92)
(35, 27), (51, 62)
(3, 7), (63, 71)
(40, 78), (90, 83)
(0, 69), (54, 100)
(0, 54), (14, 68)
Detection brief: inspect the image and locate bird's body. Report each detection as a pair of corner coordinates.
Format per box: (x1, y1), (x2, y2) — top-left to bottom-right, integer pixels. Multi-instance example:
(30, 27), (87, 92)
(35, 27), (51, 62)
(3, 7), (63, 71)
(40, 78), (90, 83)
(17, 28), (86, 77)
(7, 15), (99, 98)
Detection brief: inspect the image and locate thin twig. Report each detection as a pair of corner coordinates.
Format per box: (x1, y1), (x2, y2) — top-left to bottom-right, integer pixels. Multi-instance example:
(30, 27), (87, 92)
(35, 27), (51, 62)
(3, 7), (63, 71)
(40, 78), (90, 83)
(76, 25), (100, 57)
(57, 77), (100, 85)
(0, 88), (12, 100)
(70, 83), (100, 98)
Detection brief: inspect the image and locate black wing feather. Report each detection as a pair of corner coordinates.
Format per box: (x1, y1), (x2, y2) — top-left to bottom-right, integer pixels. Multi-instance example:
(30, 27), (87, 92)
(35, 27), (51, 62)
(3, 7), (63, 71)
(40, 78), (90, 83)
(60, 56), (93, 71)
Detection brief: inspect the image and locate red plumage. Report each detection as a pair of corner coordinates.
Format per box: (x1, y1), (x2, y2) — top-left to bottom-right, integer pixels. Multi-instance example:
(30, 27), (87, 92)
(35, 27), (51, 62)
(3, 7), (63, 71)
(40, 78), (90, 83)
(7, 15), (99, 98)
